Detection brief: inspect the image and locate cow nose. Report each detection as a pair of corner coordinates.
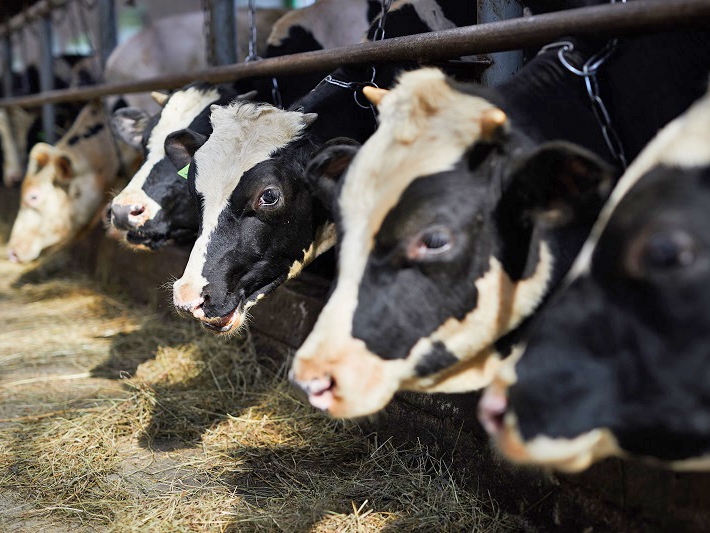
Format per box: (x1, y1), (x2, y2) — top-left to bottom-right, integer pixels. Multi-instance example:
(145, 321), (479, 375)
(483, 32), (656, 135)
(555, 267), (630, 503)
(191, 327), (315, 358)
(6, 174), (23, 187)
(8, 249), (19, 263)
(289, 373), (335, 412)
(111, 202), (146, 230)
(478, 387), (508, 436)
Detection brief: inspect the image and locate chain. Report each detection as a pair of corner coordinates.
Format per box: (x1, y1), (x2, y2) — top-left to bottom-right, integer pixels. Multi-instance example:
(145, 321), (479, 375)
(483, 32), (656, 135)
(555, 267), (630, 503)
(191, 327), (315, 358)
(242, 0), (282, 108)
(372, 0), (392, 42)
(202, 0), (213, 67)
(538, 0), (628, 169)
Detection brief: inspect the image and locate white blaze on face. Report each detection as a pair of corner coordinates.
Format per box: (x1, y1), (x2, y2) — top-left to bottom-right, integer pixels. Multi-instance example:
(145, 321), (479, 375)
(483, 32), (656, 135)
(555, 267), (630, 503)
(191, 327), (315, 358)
(568, 85), (710, 280)
(112, 86), (221, 225)
(7, 102), (130, 263)
(173, 102), (315, 310)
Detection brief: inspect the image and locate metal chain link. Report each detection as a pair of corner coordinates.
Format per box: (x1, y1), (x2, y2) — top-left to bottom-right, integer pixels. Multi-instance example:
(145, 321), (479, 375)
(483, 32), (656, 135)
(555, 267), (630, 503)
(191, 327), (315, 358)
(538, 0), (628, 169)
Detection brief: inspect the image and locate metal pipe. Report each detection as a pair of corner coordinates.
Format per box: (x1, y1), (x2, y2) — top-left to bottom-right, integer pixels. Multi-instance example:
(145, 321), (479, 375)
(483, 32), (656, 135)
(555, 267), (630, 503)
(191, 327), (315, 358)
(1, 34), (12, 97)
(208, 0), (238, 66)
(97, 0), (117, 69)
(0, 0), (72, 37)
(478, 0), (523, 86)
(1, 0), (709, 108)
(38, 15), (56, 143)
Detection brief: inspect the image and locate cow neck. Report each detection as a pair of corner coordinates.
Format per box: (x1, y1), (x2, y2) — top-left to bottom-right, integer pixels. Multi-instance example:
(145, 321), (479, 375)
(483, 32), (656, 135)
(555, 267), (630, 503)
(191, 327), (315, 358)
(497, 38), (614, 164)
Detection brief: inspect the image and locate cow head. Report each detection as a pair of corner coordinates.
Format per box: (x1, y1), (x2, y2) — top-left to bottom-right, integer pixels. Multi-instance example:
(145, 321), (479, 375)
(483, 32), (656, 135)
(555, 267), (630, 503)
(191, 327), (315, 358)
(8, 101), (134, 263)
(166, 101), (334, 334)
(290, 68), (612, 418)
(480, 88), (710, 472)
(109, 84), (248, 250)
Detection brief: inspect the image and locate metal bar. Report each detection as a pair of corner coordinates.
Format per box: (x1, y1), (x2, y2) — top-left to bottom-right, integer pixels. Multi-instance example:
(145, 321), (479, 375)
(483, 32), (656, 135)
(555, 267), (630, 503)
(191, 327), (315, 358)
(478, 0), (523, 86)
(0, 0), (72, 37)
(208, 0), (238, 66)
(1, 34), (12, 97)
(97, 0), (117, 68)
(38, 15), (56, 143)
(1, 0), (709, 108)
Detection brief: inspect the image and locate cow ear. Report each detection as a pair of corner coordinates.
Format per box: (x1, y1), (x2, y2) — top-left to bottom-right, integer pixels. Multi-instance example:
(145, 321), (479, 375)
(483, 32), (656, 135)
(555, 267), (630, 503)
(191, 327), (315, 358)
(54, 155), (74, 183)
(305, 138), (360, 213)
(164, 129), (208, 171)
(505, 141), (614, 226)
(111, 108), (150, 149)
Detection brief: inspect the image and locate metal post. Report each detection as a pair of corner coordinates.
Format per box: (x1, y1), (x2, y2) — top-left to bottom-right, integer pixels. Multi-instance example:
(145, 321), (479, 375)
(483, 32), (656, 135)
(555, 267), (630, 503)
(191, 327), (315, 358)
(1, 34), (12, 97)
(208, 0), (237, 66)
(38, 15), (56, 143)
(478, 0), (523, 86)
(98, 0), (118, 69)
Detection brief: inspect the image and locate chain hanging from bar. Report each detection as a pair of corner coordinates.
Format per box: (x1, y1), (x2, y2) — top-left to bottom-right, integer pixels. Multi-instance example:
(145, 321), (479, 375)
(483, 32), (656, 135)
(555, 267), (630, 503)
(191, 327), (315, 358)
(244, 0), (283, 108)
(202, 0), (214, 67)
(537, 0), (628, 169)
(321, 0), (392, 123)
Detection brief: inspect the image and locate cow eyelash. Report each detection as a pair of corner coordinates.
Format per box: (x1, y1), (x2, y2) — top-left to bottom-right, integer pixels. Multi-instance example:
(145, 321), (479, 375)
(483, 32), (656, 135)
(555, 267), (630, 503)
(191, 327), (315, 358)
(407, 225), (455, 261)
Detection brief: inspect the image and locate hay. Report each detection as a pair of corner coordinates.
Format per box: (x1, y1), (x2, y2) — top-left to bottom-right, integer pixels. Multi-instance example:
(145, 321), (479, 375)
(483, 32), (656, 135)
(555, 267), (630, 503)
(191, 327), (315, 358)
(0, 244), (521, 532)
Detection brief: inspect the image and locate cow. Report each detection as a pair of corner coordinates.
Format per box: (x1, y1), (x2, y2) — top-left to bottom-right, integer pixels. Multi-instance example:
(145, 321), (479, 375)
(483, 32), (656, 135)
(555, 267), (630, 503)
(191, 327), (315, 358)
(289, 27), (710, 419)
(109, 84), (253, 250)
(163, 0), (489, 334)
(478, 86), (710, 472)
(7, 100), (140, 263)
(0, 56), (90, 187)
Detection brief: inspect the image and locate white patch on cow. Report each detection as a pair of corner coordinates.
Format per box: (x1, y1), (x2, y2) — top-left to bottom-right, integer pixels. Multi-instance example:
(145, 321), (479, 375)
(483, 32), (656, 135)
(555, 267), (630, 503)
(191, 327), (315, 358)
(287, 222), (337, 280)
(568, 86), (710, 280)
(174, 102), (313, 311)
(497, 420), (621, 473)
(8, 102), (140, 262)
(402, 243), (552, 393)
(112, 86), (221, 224)
(267, 0), (369, 50)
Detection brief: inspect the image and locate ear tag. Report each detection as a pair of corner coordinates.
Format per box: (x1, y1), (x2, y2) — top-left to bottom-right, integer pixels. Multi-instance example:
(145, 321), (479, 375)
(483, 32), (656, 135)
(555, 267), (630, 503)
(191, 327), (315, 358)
(177, 163), (190, 179)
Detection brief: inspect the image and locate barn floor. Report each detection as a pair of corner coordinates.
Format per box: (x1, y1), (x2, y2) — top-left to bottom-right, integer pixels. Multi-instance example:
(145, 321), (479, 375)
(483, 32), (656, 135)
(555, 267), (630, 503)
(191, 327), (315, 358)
(0, 239), (523, 532)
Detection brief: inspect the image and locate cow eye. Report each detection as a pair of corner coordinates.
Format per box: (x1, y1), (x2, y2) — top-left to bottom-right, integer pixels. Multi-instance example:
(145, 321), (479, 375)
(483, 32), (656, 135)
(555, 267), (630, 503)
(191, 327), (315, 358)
(257, 187), (282, 209)
(642, 230), (696, 271)
(408, 226), (454, 260)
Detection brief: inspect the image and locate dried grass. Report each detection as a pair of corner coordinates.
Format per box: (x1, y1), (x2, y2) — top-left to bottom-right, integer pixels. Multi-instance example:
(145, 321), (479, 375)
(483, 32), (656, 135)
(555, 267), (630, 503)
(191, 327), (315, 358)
(0, 242), (520, 532)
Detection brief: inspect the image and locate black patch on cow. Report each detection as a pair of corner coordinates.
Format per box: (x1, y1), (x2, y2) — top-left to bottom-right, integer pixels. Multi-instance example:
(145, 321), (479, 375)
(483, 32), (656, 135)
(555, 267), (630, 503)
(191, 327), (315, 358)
(367, 3), (429, 40)
(66, 122), (105, 146)
(510, 164), (710, 462)
(414, 342), (459, 377)
(198, 135), (326, 319)
(351, 160), (498, 360)
(266, 25), (322, 56)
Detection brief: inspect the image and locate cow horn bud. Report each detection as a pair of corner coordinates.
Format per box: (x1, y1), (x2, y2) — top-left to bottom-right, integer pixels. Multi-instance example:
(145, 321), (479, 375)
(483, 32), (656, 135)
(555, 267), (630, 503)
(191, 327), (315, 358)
(362, 86), (389, 106)
(151, 91), (169, 106)
(480, 107), (507, 141)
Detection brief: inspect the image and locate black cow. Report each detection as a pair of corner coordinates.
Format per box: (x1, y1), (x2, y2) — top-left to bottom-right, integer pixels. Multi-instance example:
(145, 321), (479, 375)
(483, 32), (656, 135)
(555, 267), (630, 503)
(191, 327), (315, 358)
(479, 87), (710, 472)
(290, 28), (710, 419)
(109, 83), (247, 249)
(163, 0), (486, 334)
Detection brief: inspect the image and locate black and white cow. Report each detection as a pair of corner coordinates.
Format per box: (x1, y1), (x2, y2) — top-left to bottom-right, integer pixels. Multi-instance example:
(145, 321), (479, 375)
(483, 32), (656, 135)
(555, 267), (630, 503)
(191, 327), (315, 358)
(163, 0), (489, 333)
(478, 87), (710, 472)
(290, 28), (710, 418)
(109, 83), (251, 249)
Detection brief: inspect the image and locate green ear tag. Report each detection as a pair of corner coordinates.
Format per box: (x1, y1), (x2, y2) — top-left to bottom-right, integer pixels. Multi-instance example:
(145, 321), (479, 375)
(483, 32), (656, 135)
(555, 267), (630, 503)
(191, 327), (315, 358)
(177, 163), (190, 179)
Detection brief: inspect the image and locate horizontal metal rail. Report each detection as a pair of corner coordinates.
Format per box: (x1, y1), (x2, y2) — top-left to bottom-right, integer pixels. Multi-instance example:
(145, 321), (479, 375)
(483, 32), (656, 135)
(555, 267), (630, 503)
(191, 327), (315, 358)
(0, 0), (72, 36)
(1, 0), (709, 109)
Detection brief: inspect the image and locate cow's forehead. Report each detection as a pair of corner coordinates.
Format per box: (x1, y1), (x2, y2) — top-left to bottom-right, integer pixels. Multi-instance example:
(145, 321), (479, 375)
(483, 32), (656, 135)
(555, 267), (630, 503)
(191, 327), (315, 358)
(568, 87), (710, 280)
(337, 68), (498, 278)
(147, 86), (220, 155)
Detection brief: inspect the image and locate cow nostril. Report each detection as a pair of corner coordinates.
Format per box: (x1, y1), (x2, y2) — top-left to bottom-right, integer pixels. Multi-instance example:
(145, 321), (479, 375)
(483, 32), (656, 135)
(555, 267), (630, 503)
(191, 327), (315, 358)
(8, 249), (19, 263)
(129, 204), (145, 217)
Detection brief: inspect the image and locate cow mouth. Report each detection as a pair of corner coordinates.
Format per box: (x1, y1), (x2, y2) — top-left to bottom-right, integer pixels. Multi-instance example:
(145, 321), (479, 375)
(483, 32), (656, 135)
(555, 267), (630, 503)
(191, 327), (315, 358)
(200, 275), (288, 334)
(201, 308), (242, 333)
(126, 230), (168, 249)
